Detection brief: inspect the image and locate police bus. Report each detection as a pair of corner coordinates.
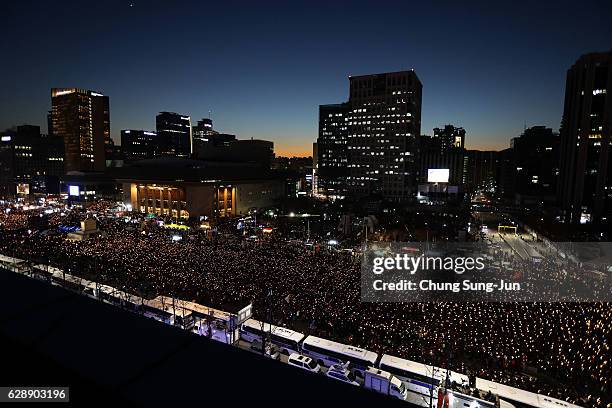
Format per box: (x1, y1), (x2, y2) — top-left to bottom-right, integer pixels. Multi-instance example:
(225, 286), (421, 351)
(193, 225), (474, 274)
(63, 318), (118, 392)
(239, 318), (305, 355)
(300, 335), (378, 376)
(378, 354), (446, 396)
(476, 377), (583, 408)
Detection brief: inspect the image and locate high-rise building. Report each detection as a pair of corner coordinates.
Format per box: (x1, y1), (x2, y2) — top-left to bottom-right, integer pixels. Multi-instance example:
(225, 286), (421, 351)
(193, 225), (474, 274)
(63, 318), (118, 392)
(465, 150), (499, 193)
(316, 103), (349, 199)
(347, 71), (422, 201)
(433, 125), (466, 152)
(192, 118), (215, 141)
(156, 112), (192, 157)
(419, 125), (467, 187)
(316, 71), (422, 201)
(192, 118), (239, 157)
(192, 118), (216, 153)
(558, 52), (612, 225)
(51, 88), (109, 173)
(121, 130), (158, 162)
(0, 125), (64, 197)
(509, 126), (559, 204)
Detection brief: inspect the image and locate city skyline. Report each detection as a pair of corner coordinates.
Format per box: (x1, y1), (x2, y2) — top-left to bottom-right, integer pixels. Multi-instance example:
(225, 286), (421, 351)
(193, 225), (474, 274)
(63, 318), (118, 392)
(2, 0), (612, 156)
(0, 3), (611, 405)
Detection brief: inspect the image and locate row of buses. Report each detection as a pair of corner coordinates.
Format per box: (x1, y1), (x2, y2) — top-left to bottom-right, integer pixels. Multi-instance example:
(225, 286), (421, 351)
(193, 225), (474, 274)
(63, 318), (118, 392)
(0, 255), (251, 345)
(0, 255), (583, 408)
(239, 318), (583, 408)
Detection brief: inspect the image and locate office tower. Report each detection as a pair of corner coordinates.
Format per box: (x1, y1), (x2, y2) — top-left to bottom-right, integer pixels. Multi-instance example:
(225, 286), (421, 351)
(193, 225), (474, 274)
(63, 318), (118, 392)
(433, 125), (466, 152)
(465, 150), (499, 193)
(558, 51), (612, 225)
(419, 134), (466, 186)
(51, 88), (109, 173)
(317, 71), (422, 201)
(193, 118), (215, 139)
(316, 103), (350, 199)
(509, 126), (559, 204)
(192, 118), (216, 153)
(104, 137), (115, 167)
(347, 71), (422, 200)
(419, 125), (467, 187)
(121, 130), (158, 162)
(0, 125), (64, 197)
(192, 118), (240, 157)
(156, 112), (192, 157)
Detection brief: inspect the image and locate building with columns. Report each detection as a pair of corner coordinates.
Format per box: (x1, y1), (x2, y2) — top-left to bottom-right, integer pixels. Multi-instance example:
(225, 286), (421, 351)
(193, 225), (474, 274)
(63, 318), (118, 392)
(116, 158), (284, 219)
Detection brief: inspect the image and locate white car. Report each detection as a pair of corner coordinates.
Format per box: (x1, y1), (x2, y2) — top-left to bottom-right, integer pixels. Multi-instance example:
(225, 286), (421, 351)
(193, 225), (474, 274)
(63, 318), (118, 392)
(325, 363), (359, 386)
(287, 353), (321, 373)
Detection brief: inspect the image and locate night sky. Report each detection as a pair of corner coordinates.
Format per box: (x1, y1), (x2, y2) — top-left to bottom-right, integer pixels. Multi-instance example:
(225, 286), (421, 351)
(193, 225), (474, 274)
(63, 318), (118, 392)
(1, 1), (611, 156)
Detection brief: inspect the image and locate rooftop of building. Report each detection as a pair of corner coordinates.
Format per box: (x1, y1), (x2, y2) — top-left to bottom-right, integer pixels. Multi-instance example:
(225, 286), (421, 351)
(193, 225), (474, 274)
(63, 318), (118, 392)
(111, 157), (280, 183)
(0, 269), (406, 406)
(348, 69), (417, 79)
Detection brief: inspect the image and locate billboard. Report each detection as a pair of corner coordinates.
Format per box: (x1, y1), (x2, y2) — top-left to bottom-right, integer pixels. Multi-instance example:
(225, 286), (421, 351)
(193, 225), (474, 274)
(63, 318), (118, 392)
(68, 185), (80, 197)
(16, 183), (29, 195)
(427, 168), (449, 183)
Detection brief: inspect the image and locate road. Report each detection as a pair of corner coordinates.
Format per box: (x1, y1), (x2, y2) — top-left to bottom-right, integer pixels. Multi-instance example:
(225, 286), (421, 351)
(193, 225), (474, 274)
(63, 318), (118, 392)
(502, 233), (542, 261)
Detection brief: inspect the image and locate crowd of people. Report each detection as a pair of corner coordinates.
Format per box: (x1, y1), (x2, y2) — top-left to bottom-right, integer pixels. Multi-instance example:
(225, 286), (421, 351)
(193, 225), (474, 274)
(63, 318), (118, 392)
(0, 202), (610, 407)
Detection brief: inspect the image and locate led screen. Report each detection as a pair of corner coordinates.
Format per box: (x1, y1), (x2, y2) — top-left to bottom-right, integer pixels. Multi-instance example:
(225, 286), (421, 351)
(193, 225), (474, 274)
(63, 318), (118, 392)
(427, 168), (449, 183)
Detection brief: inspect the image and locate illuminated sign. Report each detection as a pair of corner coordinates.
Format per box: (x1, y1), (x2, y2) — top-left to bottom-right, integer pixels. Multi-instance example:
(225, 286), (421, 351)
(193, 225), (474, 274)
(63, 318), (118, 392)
(427, 169), (449, 183)
(16, 183), (29, 195)
(262, 227), (273, 234)
(68, 185), (80, 196)
(1, 136), (11, 142)
(53, 89), (75, 96)
(90, 92), (104, 97)
(580, 212), (591, 224)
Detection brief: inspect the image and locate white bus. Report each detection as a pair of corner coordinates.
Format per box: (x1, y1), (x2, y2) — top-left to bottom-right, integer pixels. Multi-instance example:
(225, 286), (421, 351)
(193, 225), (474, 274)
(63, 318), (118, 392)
(379, 355), (496, 408)
(378, 354), (446, 396)
(239, 318), (305, 354)
(300, 335), (378, 375)
(447, 390), (497, 408)
(0, 254), (30, 274)
(476, 378), (583, 408)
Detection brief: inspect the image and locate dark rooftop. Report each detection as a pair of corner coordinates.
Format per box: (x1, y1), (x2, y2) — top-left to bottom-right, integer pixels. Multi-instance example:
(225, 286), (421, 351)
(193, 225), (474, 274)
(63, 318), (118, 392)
(0, 269), (408, 407)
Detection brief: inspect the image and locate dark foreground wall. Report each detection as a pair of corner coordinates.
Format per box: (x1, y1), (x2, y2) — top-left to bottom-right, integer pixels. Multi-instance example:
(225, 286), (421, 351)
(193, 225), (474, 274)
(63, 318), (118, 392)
(0, 269), (408, 407)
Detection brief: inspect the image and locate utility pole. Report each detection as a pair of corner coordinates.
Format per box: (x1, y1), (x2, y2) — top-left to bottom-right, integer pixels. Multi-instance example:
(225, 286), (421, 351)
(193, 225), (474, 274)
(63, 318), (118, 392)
(267, 288), (273, 353)
(259, 288), (273, 357)
(364, 217), (368, 249)
(443, 340), (451, 406)
(171, 283), (177, 326)
(429, 352), (435, 408)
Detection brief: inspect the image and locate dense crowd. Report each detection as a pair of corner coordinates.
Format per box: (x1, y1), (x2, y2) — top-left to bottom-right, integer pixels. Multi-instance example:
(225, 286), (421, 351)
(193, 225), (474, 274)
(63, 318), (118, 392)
(0, 203), (610, 407)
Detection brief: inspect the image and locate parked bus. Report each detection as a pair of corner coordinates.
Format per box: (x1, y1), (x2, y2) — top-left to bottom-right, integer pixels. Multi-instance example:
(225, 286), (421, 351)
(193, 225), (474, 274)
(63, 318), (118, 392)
(300, 335), (377, 376)
(378, 354), (446, 396)
(476, 377), (583, 408)
(240, 318), (305, 354)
